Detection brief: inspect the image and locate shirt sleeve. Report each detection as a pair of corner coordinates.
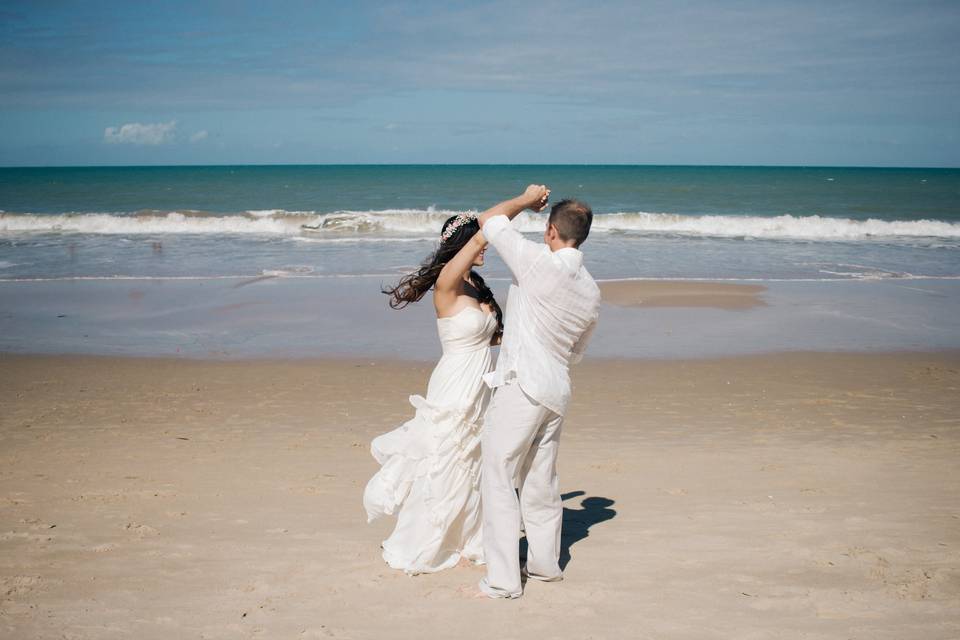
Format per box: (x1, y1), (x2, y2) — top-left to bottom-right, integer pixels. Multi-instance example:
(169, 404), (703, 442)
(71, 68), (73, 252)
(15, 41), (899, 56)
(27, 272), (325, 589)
(482, 215), (542, 283)
(569, 315), (598, 365)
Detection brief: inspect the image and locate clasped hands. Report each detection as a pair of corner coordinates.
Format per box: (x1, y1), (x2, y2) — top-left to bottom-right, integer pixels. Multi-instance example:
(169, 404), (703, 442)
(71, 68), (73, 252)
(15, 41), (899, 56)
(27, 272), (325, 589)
(522, 184), (551, 213)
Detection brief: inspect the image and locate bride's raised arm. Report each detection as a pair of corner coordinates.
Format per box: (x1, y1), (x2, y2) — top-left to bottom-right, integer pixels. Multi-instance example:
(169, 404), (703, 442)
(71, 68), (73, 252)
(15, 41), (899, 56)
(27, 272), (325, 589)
(433, 229), (487, 314)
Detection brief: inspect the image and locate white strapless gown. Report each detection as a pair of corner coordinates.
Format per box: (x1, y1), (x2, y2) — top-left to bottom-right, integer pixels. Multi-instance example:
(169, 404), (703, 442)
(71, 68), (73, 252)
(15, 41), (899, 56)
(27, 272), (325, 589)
(363, 306), (497, 574)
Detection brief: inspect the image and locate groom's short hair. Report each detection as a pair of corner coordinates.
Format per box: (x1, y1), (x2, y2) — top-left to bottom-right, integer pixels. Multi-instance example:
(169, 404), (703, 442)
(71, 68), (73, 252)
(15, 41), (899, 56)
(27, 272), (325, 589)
(548, 199), (593, 247)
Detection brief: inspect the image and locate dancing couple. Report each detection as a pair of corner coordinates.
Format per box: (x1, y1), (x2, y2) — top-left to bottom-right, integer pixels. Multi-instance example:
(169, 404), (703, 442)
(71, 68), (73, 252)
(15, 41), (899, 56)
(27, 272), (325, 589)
(363, 185), (601, 599)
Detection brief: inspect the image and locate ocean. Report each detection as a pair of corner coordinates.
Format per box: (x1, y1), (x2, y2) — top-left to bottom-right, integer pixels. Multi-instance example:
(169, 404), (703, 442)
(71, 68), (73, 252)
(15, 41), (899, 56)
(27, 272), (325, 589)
(1, 164), (959, 359)
(1, 165), (959, 283)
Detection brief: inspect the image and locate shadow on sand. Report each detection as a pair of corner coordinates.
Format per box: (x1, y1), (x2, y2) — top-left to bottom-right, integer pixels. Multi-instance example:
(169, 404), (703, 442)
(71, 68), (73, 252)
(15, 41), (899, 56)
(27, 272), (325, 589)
(520, 490), (617, 570)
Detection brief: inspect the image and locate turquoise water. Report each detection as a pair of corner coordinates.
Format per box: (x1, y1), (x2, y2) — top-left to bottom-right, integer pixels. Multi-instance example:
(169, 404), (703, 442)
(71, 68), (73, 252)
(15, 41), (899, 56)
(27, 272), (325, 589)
(1, 165), (958, 281)
(2, 165), (959, 218)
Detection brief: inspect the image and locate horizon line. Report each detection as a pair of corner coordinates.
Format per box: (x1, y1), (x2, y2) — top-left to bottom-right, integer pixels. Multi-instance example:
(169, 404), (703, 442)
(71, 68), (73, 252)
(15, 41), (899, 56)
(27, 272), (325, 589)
(1, 162), (958, 170)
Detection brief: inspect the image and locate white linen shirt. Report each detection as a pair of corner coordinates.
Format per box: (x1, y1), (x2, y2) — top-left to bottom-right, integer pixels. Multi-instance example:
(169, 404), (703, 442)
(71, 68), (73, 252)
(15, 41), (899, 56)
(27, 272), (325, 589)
(481, 214), (601, 416)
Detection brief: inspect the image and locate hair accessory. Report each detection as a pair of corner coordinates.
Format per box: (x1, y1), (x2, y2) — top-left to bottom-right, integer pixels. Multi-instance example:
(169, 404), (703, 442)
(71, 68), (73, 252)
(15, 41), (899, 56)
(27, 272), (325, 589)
(439, 212), (477, 243)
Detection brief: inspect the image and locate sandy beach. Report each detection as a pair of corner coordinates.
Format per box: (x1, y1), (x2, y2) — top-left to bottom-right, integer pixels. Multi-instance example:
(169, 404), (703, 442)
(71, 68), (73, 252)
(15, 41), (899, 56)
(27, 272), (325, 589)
(1, 350), (958, 639)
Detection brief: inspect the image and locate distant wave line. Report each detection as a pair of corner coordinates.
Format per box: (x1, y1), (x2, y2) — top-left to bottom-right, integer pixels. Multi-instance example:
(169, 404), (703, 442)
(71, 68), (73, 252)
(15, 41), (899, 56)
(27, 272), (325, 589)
(1, 208), (959, 241)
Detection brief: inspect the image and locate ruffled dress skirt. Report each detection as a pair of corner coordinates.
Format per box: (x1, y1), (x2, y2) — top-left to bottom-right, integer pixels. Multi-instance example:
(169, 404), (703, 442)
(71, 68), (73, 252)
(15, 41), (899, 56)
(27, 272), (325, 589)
(362, 307), (496, 574)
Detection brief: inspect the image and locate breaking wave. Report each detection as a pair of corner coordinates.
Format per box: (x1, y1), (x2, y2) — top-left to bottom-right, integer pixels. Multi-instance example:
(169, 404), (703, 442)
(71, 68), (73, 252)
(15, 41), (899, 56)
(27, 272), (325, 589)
(1, 208), (958, 242)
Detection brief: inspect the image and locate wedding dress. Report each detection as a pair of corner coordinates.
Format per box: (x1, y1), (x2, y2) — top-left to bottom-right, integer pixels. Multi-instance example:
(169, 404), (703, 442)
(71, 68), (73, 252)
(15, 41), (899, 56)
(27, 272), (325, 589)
(363, 305), (496, 574)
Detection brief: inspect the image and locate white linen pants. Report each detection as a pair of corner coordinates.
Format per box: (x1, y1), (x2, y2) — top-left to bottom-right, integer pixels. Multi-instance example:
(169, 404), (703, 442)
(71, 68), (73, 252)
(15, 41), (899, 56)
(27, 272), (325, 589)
(479, 381), (564, 598)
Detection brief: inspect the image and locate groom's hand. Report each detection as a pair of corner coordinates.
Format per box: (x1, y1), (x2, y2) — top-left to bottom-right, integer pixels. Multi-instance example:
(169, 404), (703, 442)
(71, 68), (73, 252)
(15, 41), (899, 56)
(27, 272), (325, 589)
(477, 184), (550, 227)
(522, 184), (550, 213)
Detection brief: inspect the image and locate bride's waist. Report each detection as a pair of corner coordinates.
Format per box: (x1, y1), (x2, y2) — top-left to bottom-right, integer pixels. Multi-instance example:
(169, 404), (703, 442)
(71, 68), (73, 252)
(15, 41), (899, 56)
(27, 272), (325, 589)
(439, 343), (491, 355)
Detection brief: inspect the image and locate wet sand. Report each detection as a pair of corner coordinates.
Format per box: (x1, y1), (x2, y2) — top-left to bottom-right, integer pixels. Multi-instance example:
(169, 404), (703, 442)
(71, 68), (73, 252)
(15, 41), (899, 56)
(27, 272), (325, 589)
(2, 276), (958, 360)
(1, 351), (958, 639)
(600, 279), (767, 309)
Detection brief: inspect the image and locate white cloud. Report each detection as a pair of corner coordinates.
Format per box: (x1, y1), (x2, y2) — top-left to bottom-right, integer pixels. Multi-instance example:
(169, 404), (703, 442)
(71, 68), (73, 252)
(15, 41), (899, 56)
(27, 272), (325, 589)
(189, 129), (209, 143)
(104, 121), (177, 145)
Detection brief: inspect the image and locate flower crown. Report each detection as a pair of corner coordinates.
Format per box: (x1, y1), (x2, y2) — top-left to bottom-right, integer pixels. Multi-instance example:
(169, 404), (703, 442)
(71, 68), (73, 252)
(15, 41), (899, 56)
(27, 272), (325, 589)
(439, 212), (477, 243)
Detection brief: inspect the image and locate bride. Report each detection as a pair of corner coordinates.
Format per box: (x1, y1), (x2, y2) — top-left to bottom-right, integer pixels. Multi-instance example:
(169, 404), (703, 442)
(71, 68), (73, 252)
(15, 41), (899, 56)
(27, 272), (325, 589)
(363, 212), (503, 574)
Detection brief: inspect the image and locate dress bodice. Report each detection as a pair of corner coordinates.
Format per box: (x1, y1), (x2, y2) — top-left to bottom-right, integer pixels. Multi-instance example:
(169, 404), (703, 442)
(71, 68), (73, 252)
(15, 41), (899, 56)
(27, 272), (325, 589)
(436, 306), (497, 354)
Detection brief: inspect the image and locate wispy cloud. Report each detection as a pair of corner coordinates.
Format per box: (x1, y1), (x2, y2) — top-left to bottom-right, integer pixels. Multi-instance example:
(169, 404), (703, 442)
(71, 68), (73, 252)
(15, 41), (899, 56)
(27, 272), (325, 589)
(189, 129), (208, 143)
(104, 121), (177, 145)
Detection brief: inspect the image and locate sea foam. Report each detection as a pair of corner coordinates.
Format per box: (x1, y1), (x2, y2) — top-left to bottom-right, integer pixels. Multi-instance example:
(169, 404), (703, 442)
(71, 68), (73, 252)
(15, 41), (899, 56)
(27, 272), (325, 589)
(590, 212), (960, 240)
(1, 209), (958, 242)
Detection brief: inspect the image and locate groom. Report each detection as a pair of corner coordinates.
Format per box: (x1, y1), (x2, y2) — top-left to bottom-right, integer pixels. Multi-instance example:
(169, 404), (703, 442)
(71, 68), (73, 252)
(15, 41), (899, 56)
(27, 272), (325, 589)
(476, 185), (601, 598)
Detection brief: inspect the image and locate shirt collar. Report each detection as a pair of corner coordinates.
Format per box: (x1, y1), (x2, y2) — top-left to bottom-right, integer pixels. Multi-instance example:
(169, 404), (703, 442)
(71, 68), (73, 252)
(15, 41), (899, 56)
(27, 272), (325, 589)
(552, 246), (583, 271)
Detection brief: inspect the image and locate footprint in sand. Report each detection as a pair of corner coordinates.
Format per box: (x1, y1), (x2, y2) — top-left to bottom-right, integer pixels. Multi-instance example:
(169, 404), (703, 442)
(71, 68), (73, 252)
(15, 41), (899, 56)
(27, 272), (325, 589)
(123, 522), (159, 538)
(18, 518), (57, 532)
(885, 567), (937, 601)
(844, 548), (948, 601)
(0, 575), (44, 598)
(0, 530), (54, 544)
(841, 546), (933, 600)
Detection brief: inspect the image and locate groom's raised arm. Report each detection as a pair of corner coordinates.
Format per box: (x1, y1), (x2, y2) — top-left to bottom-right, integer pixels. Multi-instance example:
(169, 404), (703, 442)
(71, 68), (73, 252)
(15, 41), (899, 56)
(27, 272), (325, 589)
(479, 185), (549, 282)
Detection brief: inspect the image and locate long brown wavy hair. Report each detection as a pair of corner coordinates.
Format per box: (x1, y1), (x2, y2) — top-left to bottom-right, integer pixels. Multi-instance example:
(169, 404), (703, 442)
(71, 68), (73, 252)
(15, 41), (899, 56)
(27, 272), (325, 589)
(383, 215), (503, 340)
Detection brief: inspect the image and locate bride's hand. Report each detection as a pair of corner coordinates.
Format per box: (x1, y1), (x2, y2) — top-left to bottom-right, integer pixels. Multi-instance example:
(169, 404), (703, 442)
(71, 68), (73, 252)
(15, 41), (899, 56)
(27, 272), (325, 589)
(521, 184), (550, 212)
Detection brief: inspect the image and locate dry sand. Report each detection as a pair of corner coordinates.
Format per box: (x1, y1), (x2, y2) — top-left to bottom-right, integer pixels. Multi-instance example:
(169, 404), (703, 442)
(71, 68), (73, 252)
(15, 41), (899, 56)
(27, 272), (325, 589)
(1, 352), (958, 639)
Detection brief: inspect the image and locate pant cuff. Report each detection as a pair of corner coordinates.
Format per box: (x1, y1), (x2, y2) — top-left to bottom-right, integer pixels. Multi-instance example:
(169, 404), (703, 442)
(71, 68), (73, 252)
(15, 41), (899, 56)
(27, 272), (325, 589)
(522, 565), (564, 582)
(478, 577), (522, 599)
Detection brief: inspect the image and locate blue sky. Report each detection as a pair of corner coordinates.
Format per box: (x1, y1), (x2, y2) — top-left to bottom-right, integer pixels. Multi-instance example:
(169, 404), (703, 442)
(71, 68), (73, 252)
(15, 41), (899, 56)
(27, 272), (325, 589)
(1, 0), (958, 167)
